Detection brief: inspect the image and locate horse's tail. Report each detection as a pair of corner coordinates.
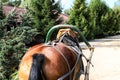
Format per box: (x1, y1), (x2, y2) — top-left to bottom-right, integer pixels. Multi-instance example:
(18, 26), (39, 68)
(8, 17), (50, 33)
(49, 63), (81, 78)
(29, 54), (44, 80)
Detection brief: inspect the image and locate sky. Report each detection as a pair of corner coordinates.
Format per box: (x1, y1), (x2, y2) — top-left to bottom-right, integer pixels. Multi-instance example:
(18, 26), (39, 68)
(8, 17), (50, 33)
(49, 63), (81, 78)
(55, 0), (118, 11)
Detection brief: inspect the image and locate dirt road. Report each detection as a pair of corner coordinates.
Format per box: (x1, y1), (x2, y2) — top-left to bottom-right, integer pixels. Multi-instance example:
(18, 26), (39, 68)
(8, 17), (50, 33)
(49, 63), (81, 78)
(80, 35), (120, 80)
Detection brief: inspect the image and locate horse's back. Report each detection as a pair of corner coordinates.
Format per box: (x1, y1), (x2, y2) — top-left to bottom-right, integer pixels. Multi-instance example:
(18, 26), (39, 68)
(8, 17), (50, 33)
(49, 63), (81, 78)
(19, 43), (77, 80)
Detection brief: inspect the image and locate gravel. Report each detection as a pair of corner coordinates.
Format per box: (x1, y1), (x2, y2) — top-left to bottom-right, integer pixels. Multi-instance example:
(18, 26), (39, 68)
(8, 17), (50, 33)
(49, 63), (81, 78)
(79, 35), (120, 80)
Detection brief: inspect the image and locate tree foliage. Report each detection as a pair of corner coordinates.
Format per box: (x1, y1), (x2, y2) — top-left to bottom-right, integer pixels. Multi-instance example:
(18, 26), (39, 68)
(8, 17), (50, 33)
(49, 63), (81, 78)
(88, 0), (110, 37)
(28, 0), (62, 40)
(0, 7), (38, 79)
(69, 0), (120, 39)
(0, 1), (62, 79)
(1, 0), (21, 7)
(0, 1), (5, 19)
(0, 0), (62, 79)
(69, 0), (91, 38)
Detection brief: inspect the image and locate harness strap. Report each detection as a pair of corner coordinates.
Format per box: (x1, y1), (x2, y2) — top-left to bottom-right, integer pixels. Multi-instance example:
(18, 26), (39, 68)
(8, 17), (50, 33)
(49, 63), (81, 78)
(45, 42), (84, 80)
(57, 45), (81, 80)
(84, 48), (94, 80)
(69, 46), (82, 55)
(58, 33), (66, 43)
(51, 43), (71, 80)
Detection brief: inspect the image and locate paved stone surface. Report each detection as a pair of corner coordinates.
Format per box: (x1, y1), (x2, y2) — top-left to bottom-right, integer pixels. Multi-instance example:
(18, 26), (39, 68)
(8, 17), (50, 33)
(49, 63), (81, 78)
(79, 35), (120, 80)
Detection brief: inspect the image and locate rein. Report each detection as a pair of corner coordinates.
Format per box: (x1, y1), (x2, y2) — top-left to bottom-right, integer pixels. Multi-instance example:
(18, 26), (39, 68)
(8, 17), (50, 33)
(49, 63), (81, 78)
(57, 46), (81, 80)
(51, 43), (71, 80)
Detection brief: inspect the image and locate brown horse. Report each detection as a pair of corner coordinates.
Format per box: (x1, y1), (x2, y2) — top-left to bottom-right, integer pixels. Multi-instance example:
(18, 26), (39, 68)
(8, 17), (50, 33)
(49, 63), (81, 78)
(18, 28), (84, 80)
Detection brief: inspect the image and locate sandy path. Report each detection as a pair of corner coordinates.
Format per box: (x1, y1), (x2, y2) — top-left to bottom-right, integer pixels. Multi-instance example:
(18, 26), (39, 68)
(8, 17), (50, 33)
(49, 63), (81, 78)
(79, 35), (120, 80)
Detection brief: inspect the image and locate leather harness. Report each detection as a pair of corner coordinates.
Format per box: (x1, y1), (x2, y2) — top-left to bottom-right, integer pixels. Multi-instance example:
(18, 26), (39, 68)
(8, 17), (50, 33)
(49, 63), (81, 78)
(45, 32), (84, 80)
(44, 32), (94, 80)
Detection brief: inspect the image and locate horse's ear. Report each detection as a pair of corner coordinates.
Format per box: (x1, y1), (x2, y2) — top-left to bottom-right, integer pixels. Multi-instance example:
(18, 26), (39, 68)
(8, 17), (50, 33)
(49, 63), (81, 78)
(56, 28), (73, 39)
(56, 29), (67, 39)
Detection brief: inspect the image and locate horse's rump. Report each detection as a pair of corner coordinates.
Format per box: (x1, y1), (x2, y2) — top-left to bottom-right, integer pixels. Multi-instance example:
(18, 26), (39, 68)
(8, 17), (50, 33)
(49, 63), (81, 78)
(19, 42), (80, 80)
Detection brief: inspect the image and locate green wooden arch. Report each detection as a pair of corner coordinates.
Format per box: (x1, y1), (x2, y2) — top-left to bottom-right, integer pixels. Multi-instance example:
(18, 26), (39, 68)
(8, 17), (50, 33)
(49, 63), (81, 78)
(45, 24), (91, 48)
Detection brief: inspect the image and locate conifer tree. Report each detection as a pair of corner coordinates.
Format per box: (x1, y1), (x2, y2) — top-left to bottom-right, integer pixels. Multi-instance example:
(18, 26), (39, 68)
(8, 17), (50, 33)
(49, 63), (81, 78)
(28, 0), (62, 40)
(69, 0), (120, 39)
(0, 1), (5, 38)
(0, 1), (4, 19)
(89, 0), (109, 37)
(69, 0), (90, 38)
(0, 8), (38, 79)
(113, 1), (120, 33)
